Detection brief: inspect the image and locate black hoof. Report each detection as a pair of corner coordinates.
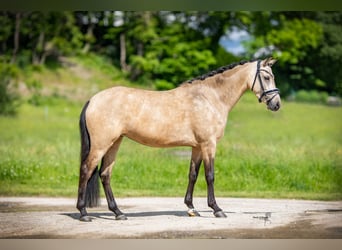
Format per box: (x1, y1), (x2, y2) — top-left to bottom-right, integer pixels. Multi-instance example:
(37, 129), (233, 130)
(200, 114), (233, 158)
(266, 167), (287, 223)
(116, 214), (127, 220)
(80, 215), (92, 222)
(214, 211), (227, 218)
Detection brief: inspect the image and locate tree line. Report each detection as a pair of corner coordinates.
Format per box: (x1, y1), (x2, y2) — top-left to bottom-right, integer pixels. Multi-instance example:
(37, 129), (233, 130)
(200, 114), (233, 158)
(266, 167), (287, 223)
(0, 11), (341, 113)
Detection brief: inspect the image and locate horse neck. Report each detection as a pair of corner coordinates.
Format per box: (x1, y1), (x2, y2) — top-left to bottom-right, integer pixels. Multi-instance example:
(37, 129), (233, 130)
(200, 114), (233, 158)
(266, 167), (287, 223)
(202, 63), (253, 112)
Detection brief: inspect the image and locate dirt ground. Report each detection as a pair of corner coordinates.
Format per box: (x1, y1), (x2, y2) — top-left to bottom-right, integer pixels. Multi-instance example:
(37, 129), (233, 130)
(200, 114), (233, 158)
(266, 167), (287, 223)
(0, 197), (341, 239)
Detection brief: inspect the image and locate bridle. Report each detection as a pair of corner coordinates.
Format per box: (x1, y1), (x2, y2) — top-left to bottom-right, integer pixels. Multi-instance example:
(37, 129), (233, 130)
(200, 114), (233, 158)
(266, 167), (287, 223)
(251, 60), (280, 103)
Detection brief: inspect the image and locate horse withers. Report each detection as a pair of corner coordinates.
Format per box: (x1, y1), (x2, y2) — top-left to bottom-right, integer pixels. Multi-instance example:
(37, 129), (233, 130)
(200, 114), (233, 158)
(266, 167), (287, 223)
(76, 58), (281, 221)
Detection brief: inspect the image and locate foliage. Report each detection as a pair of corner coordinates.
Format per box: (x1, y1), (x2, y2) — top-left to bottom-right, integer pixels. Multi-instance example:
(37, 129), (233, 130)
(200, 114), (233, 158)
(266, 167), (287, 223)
(155, 79), (175, 90)
(266, 18), (322, 64)
(310, 12), (342, 96)
(0, 62), (20, 115)
(214, 46), (242, 69)
(244, 12), (342, 96)
(0, 12), (83, 66)
(148, 32), (216, 86)
(103, 12), (218, 87)
(294, 90), (329, 104)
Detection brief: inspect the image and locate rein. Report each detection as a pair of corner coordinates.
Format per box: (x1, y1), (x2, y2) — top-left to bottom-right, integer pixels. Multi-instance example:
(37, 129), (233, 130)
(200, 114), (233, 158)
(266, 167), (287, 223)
(251, 60), (280, 103)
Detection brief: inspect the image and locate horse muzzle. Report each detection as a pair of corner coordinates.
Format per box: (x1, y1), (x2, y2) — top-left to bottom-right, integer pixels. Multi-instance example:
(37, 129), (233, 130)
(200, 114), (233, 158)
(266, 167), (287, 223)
(267, 94), (281, 111)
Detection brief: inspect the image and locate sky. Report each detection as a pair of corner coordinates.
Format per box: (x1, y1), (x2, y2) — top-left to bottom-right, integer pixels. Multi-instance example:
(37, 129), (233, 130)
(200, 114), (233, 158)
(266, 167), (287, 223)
(219, 27), (250, 55)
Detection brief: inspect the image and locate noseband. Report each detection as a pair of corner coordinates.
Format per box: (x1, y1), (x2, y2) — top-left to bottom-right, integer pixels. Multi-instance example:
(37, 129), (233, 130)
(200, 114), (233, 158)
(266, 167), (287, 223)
(251, 60), (280, 103)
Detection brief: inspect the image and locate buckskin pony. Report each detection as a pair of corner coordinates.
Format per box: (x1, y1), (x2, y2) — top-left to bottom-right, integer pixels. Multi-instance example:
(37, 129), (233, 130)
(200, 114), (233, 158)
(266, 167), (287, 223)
(76, 58), (281, 221)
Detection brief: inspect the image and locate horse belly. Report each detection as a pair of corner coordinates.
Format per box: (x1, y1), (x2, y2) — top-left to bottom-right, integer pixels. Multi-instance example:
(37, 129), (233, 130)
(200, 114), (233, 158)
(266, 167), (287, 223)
(127, 134), (195, 148)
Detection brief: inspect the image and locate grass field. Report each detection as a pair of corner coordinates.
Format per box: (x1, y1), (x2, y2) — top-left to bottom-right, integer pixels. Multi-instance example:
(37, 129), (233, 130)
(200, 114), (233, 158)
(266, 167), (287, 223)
(0, 92), (341, 200)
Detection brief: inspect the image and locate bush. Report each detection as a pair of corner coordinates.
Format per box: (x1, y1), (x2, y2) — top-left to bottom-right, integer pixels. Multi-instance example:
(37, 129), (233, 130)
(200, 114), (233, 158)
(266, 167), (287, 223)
(27, 79), (43, 106)
(295, 90), (328, 104)
(0, 63), (20, 116)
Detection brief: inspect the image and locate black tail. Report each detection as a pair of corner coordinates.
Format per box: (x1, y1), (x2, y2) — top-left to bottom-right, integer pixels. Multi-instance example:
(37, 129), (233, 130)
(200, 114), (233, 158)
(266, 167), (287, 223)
(79, 100), (100, 207)
(85, 167), (100, 207)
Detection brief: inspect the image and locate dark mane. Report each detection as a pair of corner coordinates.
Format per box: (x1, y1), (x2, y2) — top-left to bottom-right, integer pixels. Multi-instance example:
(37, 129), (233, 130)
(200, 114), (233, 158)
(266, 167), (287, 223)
(186, 59), (257, 84)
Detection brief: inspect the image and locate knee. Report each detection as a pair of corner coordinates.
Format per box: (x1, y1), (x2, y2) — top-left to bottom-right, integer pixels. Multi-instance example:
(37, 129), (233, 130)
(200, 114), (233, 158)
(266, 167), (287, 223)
(205, 172), (214, 183)
(189, 172), (198, 181)
(100, 171), (110, 183)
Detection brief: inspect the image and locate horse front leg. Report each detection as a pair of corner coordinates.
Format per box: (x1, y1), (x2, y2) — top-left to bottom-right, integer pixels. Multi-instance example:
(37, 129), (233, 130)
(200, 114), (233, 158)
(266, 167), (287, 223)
(202, 142), (227, 218)
(184, 147), (202, 217)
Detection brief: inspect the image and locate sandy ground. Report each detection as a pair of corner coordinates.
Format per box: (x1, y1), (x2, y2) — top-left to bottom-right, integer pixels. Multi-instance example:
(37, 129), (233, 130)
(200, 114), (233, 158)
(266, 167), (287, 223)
(0, 197), (341, 239)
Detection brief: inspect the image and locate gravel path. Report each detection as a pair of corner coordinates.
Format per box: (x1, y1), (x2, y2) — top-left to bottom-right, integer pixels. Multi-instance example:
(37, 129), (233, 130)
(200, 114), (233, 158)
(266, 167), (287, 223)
(0, 197), (341, 238)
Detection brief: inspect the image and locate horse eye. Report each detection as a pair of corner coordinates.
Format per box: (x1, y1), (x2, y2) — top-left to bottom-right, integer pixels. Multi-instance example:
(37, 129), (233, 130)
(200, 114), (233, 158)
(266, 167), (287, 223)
(264, 76), (270, 81)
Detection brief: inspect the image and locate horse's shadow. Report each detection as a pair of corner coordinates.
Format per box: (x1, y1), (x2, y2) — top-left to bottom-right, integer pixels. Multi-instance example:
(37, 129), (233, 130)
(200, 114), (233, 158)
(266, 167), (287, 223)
(62, 210), (191, 221)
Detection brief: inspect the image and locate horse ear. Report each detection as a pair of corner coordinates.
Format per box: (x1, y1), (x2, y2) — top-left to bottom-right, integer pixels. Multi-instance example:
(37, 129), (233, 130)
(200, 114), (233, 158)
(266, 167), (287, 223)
(262, 57), (277, 67)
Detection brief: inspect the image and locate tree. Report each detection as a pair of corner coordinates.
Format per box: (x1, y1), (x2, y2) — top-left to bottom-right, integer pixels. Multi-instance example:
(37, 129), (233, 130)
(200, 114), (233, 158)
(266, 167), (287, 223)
(102, 11), (218, 87)
(10, 12), (21, 64)
(130, 12), (218, 87)
(0, 12), (14, 62)
(0, 12), (84, 67)
(242, 11), (342, 96)
(308, 12), (342, 95)
(73, 11), (249, 89)
(3, 11), (339, 96)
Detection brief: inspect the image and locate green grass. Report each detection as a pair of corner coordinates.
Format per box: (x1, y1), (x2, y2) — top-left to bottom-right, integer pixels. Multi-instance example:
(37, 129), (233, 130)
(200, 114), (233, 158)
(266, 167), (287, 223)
(0, 93), (341, 200)
(0, 102), (80, 196)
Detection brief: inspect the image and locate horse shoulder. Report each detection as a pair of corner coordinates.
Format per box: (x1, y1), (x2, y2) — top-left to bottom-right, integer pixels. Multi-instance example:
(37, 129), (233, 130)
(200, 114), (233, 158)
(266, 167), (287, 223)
(186, 87), (229, 142)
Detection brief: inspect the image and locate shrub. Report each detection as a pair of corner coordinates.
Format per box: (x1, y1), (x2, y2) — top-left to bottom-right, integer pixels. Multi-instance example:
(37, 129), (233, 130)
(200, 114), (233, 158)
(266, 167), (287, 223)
(27, 79), (43, 106)
(0, 63), (20, 116)
(295, 89), (328, 104)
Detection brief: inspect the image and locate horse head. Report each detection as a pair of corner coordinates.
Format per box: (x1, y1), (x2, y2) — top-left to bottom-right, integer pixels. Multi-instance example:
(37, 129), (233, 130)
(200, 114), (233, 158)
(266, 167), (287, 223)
(250, 58), (281, 111)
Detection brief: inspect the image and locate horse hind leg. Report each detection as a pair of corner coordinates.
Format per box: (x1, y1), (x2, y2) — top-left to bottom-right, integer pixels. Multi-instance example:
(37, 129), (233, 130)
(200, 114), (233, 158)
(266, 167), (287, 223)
(184, 147), (202, 217)
(76, 151), (103, 222)
(99, 136), (127, 220)
(77, 100), (103, 221)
